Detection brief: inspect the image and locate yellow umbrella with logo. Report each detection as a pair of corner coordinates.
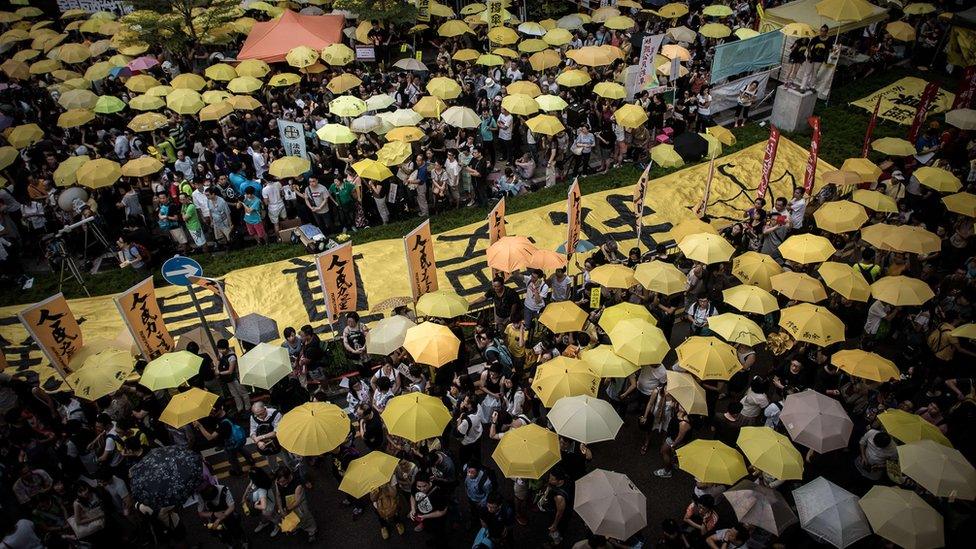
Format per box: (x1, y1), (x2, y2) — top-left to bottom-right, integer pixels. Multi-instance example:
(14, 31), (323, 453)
(416, 290), (469, 318)
(818, 262), (871, 302)
(53, 155), (89, 186)
(235, 59), (270, 77)
(501, 93), (539, 116)
(205, 62), (237, 81)
(227, 75), (262, 94)
(128, 112), (168, 132)
(316, 123), (356, 145)
(121, 156), (163, 178)
(327, 73), (362, 94)
(529, 48), (562, 70)
(76, 158), (121, 188)
(816, 0), (877, 21)
(202, 90), (232, 105)
(666, 370), (709, 415)
(268, 73), (301, 87)
(321, 43), (355, 66)
(338, 452), (400, 498)
(580, 345), (638, 378)
(614, 103), (648, 129)
(539, 301), (588, 334)
(731, 251), (782, 290)
(707, 313), (766, 346)
(737, 426), (804, 481)
(676, 439), (748, 484)
(599, 302), (655, 334)
(831, 349), (899, 382)
(124, 74), (160, 93)
(771, 271), (828, 303)
(57, 108), (94, 128)
(141, 351), (202, 391)
(381, 392), (452, 442)
(286, 45), (319, 68)
(199, 101), (232, 122)
(488, 26), (518, 45)
(452, 48), (481, 62)
(871, 275), (934, 306)
(492, 423), (560, 479)
(814, 200), (869, 233)
(352, 158), (393, 180)
(403, 321), (460, 367)
(330, 95), (368, 117)
(676, 336), (742, 381)
(277, 402), (349, 456)
(386, 126), (424, 142)
(609, 318), (669, 366)
(634, 260), (686, 295)
(879, 409), (951, 446)
(943, 192), (976, 217)
(166, 89), (204, 114)
(526, 114), (565, 136)
(778, 234), (836, 264)
(589, 264), (637, 289)
(678, 232), (734, 264)
(65, 348), (134, 401)
(377, 140), (414, 166)
(533, 358), (600, 407)
(779, 303), (845, 346)
(914, 166), (961, 193)
(159, 387), (218, 428)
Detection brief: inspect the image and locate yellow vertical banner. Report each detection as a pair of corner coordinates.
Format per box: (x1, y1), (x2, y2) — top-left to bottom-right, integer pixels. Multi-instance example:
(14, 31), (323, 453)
(114, 277), (174, 361)
(188, 275), (240, 330)
(416, 0), (431, 22)
(566, 178), (582, 258)
(18, 293), (83, 377)
(488, 197), (506, 245)
(314, 242), (358, 323)
(487, 0), (504, 28)
(404, 219), (439, 301)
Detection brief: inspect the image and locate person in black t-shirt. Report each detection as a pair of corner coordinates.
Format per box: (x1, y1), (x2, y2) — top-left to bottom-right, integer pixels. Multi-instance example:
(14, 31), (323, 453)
(466, 148), (490, 207)
(471, 276), (521, 332)
(409, 474), (449, 547)
(802, 25), (833, 92)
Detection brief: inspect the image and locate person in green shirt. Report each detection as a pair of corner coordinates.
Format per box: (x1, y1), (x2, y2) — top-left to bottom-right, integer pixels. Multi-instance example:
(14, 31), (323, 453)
(179, 193), (207, 250)
(154, 132), (177, 163)
(329, 174), (358, 233)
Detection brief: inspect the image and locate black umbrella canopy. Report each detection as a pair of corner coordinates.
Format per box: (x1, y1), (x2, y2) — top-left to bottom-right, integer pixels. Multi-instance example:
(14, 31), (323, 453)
(672, 132), (709, 162)
(235, 313), (280, 344)
(130, 446), (203, 508)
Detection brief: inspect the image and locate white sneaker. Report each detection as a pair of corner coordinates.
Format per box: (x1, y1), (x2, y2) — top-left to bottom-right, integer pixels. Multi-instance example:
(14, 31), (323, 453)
(254, 522), (268, 534)
(269, 526), (280, 538)
(654, 468), (672, 478)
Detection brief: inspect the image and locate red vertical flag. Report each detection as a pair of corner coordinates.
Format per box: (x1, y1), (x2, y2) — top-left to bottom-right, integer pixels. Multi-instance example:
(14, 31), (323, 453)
(803, 116), (821, 196)
(861, 96), (882, 157)
(952, 66), (976, 109)
(907, 82), (941, 144)
(755, 125), (781, 200)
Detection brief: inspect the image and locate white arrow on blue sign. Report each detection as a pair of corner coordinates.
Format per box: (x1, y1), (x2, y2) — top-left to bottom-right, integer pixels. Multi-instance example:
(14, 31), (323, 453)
(161, 255), (203, 286)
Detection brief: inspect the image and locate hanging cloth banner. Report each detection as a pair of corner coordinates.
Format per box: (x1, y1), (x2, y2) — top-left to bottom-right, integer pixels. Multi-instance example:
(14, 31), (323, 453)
(566, 178), (583, 258)
(861, 96), (881, 158)
(907, 81), (941, 144)
(18, 293), (83, 377)
(633, 162), (651, 237)
(755, 125), (781, 200)
(404, 219), (438, 301)
(803, 116), (821, 196)
(114, 277), (174, 361)
(314, 242), (358, 323)
(488, 197), (506, 245)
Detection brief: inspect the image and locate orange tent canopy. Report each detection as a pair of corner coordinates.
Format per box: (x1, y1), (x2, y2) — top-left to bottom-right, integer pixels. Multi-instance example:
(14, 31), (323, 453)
(237, 10), (345, 63)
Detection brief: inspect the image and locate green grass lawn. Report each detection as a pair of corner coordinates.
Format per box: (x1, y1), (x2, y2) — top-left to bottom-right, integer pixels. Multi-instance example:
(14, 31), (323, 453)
(4, 67), (949, 307)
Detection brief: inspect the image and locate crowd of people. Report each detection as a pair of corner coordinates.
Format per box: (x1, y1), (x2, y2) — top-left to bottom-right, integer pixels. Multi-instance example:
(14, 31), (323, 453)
(1, 1), (976, 549)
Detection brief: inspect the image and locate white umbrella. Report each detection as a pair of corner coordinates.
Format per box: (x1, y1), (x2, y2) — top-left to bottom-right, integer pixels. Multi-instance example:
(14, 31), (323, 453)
(793, 477), (871, 549)
(574, 469), (647, 540)
(548, 395), (623, 444)
(365, 315), (415, 356)
(238, 342), (291, 389)
(723, 480), (798, 536)
(350, 115), (381, 133)
(779, 389), (853, 453)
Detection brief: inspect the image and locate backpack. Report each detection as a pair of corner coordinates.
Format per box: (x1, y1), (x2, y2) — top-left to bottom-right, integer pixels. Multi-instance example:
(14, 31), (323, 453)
(254, 410), (281, 455)
(374, 485), (399, 519)
(223, 419), (246, 450)
(454, 415), (473, 440)
(477, 467), (497, 494)
(485, 339), (513, 374)
(132, 243), (151, 264)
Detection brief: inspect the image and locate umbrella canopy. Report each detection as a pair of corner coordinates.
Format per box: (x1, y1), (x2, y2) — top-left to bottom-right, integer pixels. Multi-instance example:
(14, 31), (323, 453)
(778, 234), (836, 264)
(731, 251), (783, 290)
(269, 156), (310, 179)
(416, 290), (469, 318)
(574, 469), (647, 540)
(614, 103), (648, 129)
(672, 132), (709, 161)
(548, 395), (623, 444)
(780, 389), (853, 453)
(675, 336), (741, 381)
(831, 349), (899, 382)
(235, 312), (279, 344)
(673, 219), (720, 246)
(316, 123), (356, 144)
(771, 271), (828, 303)
(779, 304), (845, 346)
(814, 200), (869, 233)
(365, 315), (414, 356)
(946, 108), (976, 131)
(707, 313), (766, 346)
(330, 95), (368, 117)
(159, 387), (218, 428)
(650, 144), (684, 168)
(871, 137), (916, 156)
(6, 123), (44, 148)
(793, 477), (871, 549)
(676, 439), (748, 484)
(166, 89), (204, 115)
(609, 318), (669, 365)
(440, 106), (480, 129)
(238, 342), (291, 389)
(527, 248), (568, 270)
(205, 63), (237, 81)
(76, 158), (121, 188)
(724, 480), (799, 536)
(589, 264), (637, 289)
(277, 402), (349, 456)
(723, 284), (779, 315)
(130, 446), (203, 508)
(871, 275), (934, 306)
(737, 426), (804, 481)
(533, 357), (600, 407)
(914, 166), (961, 193)
(580, 345), (638, 378)
(381, 392), (452, 442)
(852, 189), (897, 212)
(539, 301), (588, 333)
(859, 486), (944, 549)
(665, 370), (708, 415)
(599, 302), (655, 334)
(842, 157), (882, 182)
(338, 451), (400, 498)
(352, 159), (394, 180)
(412, 95), (447, 119)
(491, 423), (560, 479)
(526, 114), (565, 135)
(634, 260), (687, 295)
(404, 321), (460, 367)
(326, 73), (362, 94)
(487, 235), (537, 272)
(897, 439), (976, 500)
(818, 262), (871, 302)
(862, 224), (941, 255)
(886, 20), (916, 41)
(501, 93), (539, 115)
(877, 409), (952, 446)
(65, 348), (134, 401)
(140, 351), (202, 390)
(943, 192), (976, 217)
(678, 232), (734, 264)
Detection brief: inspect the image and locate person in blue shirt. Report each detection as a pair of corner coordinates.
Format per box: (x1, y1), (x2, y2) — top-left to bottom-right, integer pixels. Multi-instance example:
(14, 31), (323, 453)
(479, 108), (498, 168)
(239, 188), (267, 245)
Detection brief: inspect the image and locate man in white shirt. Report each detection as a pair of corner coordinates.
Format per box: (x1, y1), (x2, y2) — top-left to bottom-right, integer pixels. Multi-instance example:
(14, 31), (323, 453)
(173, 150), (194, 181)
(261, 179), (287, 236)
(113, 130), (130, 160)
(789, 187), (807, 230)
(497, 108), (514, 165)
(191, 180), (211, 223)
(522, 269), (550, 329)
(248, 142), (268, 178)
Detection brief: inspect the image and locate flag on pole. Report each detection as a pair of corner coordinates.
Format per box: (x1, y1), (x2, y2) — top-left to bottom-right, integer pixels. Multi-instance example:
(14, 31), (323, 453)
(861, 96), (882, 157)
(803, 116), (821, 196)
(755, 125), (781, 200)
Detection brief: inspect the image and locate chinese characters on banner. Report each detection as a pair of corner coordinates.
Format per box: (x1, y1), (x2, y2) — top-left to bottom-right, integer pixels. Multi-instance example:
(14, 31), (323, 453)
(953, 66), (976, 109)
(488, 197), (506, 245)
(755, 125), (781, 200)
(404, 220), (439, 301)
(487, 0), (504, 28)
(632, 163), (651, 237)
(907, 81), (941, 143)
(566, 178), (583, 258)
(861, 96), (882, 157)
(635, 34), (665, 94)
(188, 275), (240, 330)
(803, 116), (821, 196)
(416, 0), (431, 22)
(315, 242), (358, 323)
(114, 277), (174, 361)
(18, 293), (83, 377)
(277, 119), (307, 159)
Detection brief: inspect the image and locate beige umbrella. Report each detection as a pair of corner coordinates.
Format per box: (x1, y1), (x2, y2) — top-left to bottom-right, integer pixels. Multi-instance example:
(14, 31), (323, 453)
(859, 486), (944, 549)
(723, 480), (798, 536)
(365, 315), (415, 356)
(897, 439), (976, 500)
(780, 389), (853, 453)
(548, 395), (623, 444)
(574, 469), (647, 540)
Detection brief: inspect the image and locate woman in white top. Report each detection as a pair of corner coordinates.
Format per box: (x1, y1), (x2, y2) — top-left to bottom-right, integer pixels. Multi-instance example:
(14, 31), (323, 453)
(522, 269), (550, 329)
(739, 377), (770, 425)
(637, 363), (668, 454)
(695, 86), (713, 132)
(371, 357), (402, 395)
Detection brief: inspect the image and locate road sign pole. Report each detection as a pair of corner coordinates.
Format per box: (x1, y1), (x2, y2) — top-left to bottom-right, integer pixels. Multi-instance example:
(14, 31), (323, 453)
(186, 283), (220, 359)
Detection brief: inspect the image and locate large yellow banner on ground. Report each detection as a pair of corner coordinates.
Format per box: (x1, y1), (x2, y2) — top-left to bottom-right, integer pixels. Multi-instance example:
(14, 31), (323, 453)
(0, 138), (832, 369)
(850, 77), (956, 125)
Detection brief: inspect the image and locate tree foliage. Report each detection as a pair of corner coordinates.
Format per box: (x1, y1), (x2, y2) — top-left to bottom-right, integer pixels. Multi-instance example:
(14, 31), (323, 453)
(120, 0), (240, 60)
(333, 0), (417, 24)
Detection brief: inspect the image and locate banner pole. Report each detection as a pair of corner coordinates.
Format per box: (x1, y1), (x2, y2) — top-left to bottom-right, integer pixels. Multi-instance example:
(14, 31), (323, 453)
(187, 284), (219, 357)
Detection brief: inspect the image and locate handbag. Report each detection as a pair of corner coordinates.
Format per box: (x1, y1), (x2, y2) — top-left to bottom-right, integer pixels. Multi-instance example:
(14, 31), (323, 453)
(279, 512), (300, 532)
(570, 143), (584, 156)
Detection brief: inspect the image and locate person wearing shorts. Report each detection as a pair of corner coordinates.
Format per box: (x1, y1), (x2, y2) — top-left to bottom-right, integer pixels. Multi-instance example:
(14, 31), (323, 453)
(179, 193), (207, 250)
(240, 188), (267, 245)
(206, 187), (234, 246)
(262, 179), (287, 239)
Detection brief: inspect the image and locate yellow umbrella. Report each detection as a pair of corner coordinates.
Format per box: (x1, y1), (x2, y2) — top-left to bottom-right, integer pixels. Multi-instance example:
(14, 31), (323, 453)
(128, 112), (168, 132)
(140, 351), (202, 390)
(321, 43), (355, 66)
(51, 68), (82, 82)
(492, 423), (560, 479)
(651, 144), (684, 167)
(871, 275), (934, 306)
(53, 155), (89, 186)
(539, 301), (588, 334)
(199, 101), (233, 122)
(897, 440), (976, 501)
(670, 218), (718, 245)
(159, 387), (218, 428)
(851, 189), (897, 213)
(951, 323), (976, 339)
(167, 73), (205, 91)
(416, 290), (469, 318)
(93, 95), (126, 114)
(268, 73), (301, 87)
(518, 38), (548, 54)
(676, 439), (748, 484)
(145, 85), (173, 97)
(205, 63), (237, 81)
(614, 103), (648, 129)
(862, 224), (940, 254)
(609, 318), (669, 366)
(76, 158), (121, 188)
(813, 200), (868, 233)
(227, 75), (262, 94)
(472, 53), (502, 67)
(634, 260), (686, 295)
(567, 45), (615, 67)
(580, 345), (638, 378)
(943, 192), (976, 217)
(533, 359), (600, 407)
(879, 409), (952, 446)
(831, 349), (899, 382)
(871, 137), (915, 157)
(441, 106), (480, 129)
(730, 251), (782, 291)
(599, 302), (655, 334)
(426, 76), (461, 100)
(1, 59), (29, 80)
(83, 61), (113, 82)
(124, 74), (160, 93)
(778, 234), (836, 264)
(593, 81), (626, 100)
(771, 271), (828, 303)
(377, 141), (414, 166)
(818, 262), (871, 301)
(589, 264), (637, 289)
(501, 93), (539, 116)
(723, 284), (779, 314)
(604, 15), (635, 30)
(277, 402), (349, 456)
(780, 22), (816, 38)
(859, 486), (944, 549)
(12, 49), (39, 62)
(57, 108), (95, 128)
(666, 370), (708, 415)
(676, 336), (742, 381)
(0, 146), (17, 170)
(330, 95), (369, 118)
(286, 45), (319, 68)
(127, 94), (164, 111)
(526, 114), (565, 136)
(488, 26), (518, 45)
(327, 73), (362, 94)
(269, 156), (310, 179)
(543, 27), (573, 46)
(706, 125), (736, 146)
(529, 49), (562, 70)
(486, 235), (537, 272)
(338, 451), (400, 498)
(58, 88), (97, 109)
(678, 232), (734, 264)
(707, 313), (766, 346)
(386, 126), (424, 142)
(65, 348), (134, 401)
(841, 157), (882, 183)
(404, 321), (460, 368)
(452, 48), (481, 62)
(737, 426), (804, 481)
(886, 20), (916, 41)
(816, 0), (877, 22)
(914, 166), (961, 193)
(412, 95), (447, 119)
(227, 95), (261, 111)
(556, 68), (591, 87)
(438, 19), (474, 37)
(946, 108), (976, 131)
(235, 59), (270, 78)
(202, 90), (233, 105)
(238, 343), (291, 389)
(699, 23), (731, 38)
(778, 303), (845, 346)
(121, 156), (163, 178)
(29, 58), (61, 74)
(381, 392), (452, 442)
(166, 89), (204, 115)
(56, 42), (90, 64)
(352, 158), (393, 180)
(316, 123), (356, 145)
(904, 2), (937, 15)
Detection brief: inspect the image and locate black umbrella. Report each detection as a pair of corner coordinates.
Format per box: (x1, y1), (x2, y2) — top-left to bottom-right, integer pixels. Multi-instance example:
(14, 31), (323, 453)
(130, 446), (203, 508)
(672, 132), (709, 162)
(235, 313), (280, 345)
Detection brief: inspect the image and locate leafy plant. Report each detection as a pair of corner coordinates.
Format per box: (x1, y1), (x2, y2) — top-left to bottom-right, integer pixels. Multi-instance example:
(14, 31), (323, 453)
(333, 0), (417, 24)
(120, 0), (240, 65)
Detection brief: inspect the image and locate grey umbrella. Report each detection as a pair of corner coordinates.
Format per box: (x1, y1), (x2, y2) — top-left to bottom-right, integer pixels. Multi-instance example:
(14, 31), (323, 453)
(723, 480), (798, 536)
(779, 389), (853, 453)
(130, 446), (203, 508)
(574, 469), (647, 541)
(793, 477), (871, 549)
(234, 313), (280, 345)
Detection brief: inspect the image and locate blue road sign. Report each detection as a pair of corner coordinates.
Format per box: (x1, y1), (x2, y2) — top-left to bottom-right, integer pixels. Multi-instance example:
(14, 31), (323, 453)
(161, 255), (203, 286)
